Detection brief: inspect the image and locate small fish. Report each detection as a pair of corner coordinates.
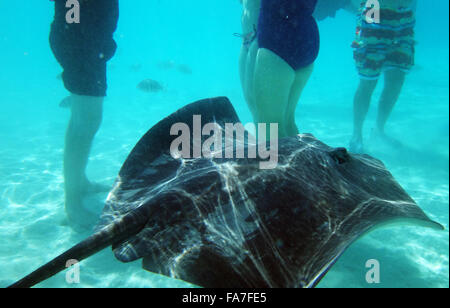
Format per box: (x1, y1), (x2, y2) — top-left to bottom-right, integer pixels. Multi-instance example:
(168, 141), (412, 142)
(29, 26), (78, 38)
(59, 96), (72, 109)
(137, 79), (164, 93)
(411, 64), (424, 72)
(129, 63), (143, 72)
(176, 64), (193, 75)
(156, 60), (176, 70)
(157, 60), (193, 75)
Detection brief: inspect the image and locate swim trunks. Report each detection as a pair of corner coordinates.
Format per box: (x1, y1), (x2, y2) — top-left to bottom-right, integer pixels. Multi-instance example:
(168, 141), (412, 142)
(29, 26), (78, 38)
(352, 2), (416, 80)
(258, 0), (320, 70)
(49, 0), (119, 97)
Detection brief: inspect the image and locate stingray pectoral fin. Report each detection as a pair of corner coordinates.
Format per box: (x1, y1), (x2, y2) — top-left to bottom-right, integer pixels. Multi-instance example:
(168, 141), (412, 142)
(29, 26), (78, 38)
(307, 217), (444, 289)
(8, 209), (148, 288)
(370, 217), (445, 232)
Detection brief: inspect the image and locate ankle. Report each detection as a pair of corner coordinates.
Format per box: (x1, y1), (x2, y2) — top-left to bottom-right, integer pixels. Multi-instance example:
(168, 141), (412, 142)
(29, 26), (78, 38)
(351, 133), (362, 143)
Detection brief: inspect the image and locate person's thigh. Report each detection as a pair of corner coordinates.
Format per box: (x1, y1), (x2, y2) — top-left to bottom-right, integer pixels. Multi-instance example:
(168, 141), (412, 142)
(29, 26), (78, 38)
(70, 95), (104, 137)
(383, 68), (406, 93)
(285, 64), (314, 124)
(253, 48), (295, 136)
(244, 41), (260, 115)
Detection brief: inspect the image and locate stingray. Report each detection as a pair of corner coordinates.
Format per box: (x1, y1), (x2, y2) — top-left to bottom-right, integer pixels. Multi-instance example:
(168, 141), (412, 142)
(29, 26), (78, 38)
(9, 97), (443, 288)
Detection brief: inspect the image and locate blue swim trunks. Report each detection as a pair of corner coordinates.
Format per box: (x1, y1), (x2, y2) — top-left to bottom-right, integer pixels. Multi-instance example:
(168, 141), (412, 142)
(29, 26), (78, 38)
(258, 0), (320, 70)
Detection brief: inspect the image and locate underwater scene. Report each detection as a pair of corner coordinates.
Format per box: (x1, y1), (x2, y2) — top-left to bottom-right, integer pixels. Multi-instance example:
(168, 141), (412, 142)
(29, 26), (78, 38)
(0, 0), (448, 288)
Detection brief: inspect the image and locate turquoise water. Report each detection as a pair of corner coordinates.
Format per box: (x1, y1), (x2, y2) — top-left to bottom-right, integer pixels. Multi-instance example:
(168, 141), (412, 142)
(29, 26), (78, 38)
(0, 0), (448, 288)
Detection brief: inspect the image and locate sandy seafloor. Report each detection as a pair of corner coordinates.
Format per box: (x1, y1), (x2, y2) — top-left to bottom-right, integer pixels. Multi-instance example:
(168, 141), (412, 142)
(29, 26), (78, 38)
(0, 1), (448, 288)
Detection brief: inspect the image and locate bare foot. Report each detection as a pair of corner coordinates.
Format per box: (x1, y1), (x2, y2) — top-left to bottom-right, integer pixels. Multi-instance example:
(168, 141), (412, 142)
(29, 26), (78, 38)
(349, 135), (364, 154)
(65, 183), (107, 232)
(84, 181), (111, 194)
(80, 179), (111, 195)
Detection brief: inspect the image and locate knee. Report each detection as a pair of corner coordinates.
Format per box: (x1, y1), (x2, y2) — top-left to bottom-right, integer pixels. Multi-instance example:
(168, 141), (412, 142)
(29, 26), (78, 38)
(359, 79), (378, 91)
(70, 114), (102, 140)
(69, 101), (103, 139)
(384, 70), (406, 90)
(356, 79), (378, 99)
(255, 111), (286, 128)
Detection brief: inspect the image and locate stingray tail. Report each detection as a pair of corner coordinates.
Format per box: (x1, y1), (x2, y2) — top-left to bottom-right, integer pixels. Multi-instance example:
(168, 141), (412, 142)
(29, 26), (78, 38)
(8, 210), (148, 288)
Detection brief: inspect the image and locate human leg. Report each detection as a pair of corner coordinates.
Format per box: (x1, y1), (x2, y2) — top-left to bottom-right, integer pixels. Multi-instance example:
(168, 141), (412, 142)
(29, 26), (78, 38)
(64, 95), (104, 226)
(376, 69), (407, 134)
(285, 64), (314, 136)
(253, 48), (296, 139)
(50, 0), (119, 228)
(350, 78), (378, 152)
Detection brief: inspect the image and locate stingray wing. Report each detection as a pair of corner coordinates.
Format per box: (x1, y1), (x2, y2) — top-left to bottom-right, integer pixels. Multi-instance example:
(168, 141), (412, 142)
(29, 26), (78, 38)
(96, 96), (241, 242)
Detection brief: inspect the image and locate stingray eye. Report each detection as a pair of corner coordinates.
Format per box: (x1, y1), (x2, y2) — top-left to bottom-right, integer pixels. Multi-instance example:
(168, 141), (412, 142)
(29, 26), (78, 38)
(329, 148), (350, 165)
